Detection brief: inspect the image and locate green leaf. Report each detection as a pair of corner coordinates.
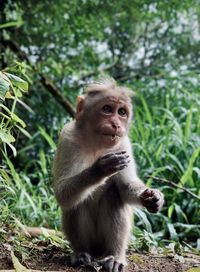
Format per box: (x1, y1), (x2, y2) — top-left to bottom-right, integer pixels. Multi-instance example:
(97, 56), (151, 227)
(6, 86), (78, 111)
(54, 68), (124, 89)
(39, 149), (47, 175)
(5, 73), (28, 92)
(0, 103), (12, 114)
(166, 222), (178, 240)
(11, 113), (26, 128)
(0, 130), (15, 144)
(3, 154), (21, 184)
(23, 191), (38, 215)
(0, 20), (24, 29)
(11, 251), (31, 272)
(16, 89), (23, 98)
(174, 204), (188, 223)
(168, 204), (174, 219)
(39, 126), (56, 150)
(0, 73), (10, 99)
(7, 142), (17, 157)
(134, 208), (152, 233)
(181, 147), (200, 185)
(140, 95), (153, 127)
(0, 169), (12, 184)
(16, 125), (31, 139)
(184, 107), (193, 141)
(155, 143), (163, 161)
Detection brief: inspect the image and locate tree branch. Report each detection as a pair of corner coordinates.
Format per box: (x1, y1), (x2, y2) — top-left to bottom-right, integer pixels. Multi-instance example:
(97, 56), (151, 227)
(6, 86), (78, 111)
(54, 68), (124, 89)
(1, 39), (76, 117)
(39, 74), (76, 117)
(146, 175), (200, 201)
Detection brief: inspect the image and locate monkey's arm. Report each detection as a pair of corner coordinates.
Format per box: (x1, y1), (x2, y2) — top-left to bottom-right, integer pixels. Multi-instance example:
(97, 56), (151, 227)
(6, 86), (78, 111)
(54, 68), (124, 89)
(118, 167), (164, 212)
(115, 138), (164, 212)
(54, 165), (103, 210)
(117, 162), (146, 204)
(53, 134), (104, 210)
(53, 128), (129, 210)
(117, 160), (164, 212)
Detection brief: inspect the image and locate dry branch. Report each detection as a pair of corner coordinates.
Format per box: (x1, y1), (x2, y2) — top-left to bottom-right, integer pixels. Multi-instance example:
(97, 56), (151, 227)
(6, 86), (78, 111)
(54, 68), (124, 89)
(20, 226), (62, 238)
(39, 74), (76, 117)
(147, 175), (200, 201)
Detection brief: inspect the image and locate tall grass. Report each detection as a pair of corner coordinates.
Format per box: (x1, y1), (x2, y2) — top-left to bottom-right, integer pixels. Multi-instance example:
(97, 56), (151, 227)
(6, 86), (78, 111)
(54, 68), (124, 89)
(0, 129), (60, 229)
(130, 77), (200, 245)
(1, 74), (199, 248)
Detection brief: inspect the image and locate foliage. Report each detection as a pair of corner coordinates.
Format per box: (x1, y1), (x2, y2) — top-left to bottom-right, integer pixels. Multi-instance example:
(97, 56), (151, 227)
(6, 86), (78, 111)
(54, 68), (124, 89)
(130, 75), (200, 244)
(0, 65), (30, 157)
(0, 0), (200, 252)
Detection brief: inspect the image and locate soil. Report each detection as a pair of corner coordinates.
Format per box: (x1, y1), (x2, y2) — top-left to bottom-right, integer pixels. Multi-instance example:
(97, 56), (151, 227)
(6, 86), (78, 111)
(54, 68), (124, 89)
(0, 244), (199, 272)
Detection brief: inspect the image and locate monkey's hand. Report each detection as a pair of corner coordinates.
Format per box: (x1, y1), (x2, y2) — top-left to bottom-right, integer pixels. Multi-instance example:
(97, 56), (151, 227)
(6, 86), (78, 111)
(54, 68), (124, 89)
(91, 151), (130, 178)
(139, 188), (164, 213)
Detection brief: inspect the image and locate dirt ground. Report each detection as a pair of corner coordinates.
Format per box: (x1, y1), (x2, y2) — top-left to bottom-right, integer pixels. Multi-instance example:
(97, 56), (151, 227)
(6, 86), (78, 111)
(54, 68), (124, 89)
(0, 244), (199, 272)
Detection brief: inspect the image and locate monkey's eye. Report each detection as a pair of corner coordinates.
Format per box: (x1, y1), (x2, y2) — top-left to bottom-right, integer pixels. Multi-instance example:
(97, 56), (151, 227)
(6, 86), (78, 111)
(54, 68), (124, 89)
(118, 108), (127, 117)
(102, 105), (112, 114)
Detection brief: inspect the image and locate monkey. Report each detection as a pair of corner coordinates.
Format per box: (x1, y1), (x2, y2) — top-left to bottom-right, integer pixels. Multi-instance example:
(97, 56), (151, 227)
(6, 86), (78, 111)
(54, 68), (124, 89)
(53, 77), (164, 272)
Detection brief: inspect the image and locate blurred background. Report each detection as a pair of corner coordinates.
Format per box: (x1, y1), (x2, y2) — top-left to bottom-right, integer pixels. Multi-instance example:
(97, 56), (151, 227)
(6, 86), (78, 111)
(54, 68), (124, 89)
(0, 0), (199, 252)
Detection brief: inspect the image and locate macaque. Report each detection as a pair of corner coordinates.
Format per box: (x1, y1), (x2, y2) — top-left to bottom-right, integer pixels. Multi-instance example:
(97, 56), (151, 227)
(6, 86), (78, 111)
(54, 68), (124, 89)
(53, 78), (164, 272)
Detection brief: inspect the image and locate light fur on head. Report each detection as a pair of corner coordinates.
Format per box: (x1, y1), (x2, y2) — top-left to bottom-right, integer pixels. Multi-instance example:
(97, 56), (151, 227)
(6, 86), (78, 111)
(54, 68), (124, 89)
(84, 77), (134, 98)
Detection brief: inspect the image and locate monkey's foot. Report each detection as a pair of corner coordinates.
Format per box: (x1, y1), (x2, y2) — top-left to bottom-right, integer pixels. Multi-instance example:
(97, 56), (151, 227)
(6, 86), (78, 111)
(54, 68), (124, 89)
(71, 252), (92, 267)
(98, 256), (125, 272)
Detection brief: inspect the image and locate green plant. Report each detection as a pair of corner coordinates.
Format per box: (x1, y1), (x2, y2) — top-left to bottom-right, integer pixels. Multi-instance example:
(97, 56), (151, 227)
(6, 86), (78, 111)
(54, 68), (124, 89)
(0, 64), (30, 157)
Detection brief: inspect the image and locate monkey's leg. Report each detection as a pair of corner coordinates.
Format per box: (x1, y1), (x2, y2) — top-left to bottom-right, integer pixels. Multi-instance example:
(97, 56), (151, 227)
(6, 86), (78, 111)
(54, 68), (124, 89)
(96, 193), (132, 272)
(63, 208), (98, 268)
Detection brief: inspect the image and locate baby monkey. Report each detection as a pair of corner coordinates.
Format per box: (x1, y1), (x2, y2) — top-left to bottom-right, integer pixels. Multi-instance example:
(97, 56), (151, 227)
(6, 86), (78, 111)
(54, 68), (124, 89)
(53, 78), (164, 272)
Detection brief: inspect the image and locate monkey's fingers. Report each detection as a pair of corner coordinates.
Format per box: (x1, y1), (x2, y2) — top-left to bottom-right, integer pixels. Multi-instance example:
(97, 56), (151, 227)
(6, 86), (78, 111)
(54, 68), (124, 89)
(112, 157), (130, 165)
(115, 151), (127, 155)
(146, 205), (161, 213)
(143, 190), (163, 204)
(102, 151), (127, 160)
(110, 164), (129, 172)
(139, 188), (153, 199)
(71, 252), (92, 267)
(104, 260), (124, 272)
(144, 197), (164, 213)
(113, 262), (124, 272)
(104, 154), (130, 165)
(104, 259), (114, 272)
(142, 195), (160, 204)
(99, 256), (114, 272)
(95, 256), (124, 272)
(116, 164), (128, 170)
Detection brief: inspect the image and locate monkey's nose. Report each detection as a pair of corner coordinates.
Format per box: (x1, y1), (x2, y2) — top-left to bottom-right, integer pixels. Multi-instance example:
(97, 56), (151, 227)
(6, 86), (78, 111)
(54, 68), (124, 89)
(112, 123), (120, 129)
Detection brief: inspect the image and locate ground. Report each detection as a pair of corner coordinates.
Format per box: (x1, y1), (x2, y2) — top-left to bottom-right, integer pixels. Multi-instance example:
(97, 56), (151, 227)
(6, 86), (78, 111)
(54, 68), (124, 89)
(0, 244), (200, 272)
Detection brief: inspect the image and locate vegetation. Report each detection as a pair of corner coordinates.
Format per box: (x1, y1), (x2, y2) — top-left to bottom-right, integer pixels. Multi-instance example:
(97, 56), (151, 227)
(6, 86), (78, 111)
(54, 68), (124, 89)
(0, 0), (199, 263)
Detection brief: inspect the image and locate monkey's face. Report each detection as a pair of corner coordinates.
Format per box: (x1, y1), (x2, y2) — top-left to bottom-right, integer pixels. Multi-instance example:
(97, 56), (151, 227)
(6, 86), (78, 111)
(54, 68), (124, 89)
(90, 96), (132, 147)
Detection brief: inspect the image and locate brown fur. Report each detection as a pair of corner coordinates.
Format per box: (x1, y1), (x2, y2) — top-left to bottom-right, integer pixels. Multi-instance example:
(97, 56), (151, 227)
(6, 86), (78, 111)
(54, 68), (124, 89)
(53, 78), (164, 271)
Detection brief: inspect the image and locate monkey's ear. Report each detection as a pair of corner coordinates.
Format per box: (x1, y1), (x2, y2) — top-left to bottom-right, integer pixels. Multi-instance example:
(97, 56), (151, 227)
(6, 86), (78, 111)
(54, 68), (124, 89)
(76, 95), (85, 120)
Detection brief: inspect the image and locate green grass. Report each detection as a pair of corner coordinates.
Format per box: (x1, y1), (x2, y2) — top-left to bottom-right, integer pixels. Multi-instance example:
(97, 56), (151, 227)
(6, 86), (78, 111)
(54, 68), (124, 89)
(130, 78), (200, 246)
(1, 75), (200, 251)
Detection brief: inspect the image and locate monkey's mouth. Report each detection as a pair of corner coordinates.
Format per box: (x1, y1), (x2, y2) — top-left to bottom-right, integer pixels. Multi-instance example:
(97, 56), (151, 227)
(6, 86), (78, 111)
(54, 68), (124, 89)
(103, 134), (120, 141)
(111, 135), (120, 141)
